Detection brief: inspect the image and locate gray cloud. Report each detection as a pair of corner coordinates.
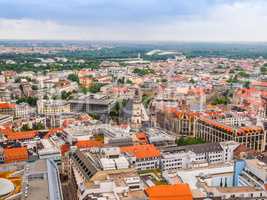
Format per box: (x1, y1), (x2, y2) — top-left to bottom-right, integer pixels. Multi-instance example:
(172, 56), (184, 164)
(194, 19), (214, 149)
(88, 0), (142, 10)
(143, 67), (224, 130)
(0, 0), (266, 41)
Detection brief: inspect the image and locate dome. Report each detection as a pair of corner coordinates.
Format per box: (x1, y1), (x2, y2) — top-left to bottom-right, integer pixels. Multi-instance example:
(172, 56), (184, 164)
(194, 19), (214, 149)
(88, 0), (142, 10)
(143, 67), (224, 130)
(0, 178), (15, 197)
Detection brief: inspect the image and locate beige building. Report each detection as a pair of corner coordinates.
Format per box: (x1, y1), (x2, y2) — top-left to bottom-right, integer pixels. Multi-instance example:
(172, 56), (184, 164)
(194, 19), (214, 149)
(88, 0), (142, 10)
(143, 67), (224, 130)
(37, 100), (70, 115)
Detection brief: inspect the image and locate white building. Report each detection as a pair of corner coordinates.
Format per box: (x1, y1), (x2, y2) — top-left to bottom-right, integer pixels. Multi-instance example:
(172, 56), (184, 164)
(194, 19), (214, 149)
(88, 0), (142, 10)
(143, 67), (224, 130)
(160, 141), (239, 171)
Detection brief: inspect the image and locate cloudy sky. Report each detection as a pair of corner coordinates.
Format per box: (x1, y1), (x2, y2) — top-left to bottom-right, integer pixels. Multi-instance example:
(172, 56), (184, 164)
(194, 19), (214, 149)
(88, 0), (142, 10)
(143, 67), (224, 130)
(0, 0), (267, 41)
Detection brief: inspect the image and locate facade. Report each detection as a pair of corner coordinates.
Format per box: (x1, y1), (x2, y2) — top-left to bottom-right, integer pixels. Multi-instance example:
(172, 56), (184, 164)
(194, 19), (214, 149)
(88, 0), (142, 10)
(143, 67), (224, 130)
(156, 110), (266, 152)
(120, 144), (161, 170)
(0, 115), (13, 126)
(123, 88), (149, 129)
(69, 94), (115, 119)
(15, 102), (33, 118)
(160, 141), (239, 171)
(0, 103), (16, 116)
(79, 77), (93, 88)
(37, 100), (70, 115)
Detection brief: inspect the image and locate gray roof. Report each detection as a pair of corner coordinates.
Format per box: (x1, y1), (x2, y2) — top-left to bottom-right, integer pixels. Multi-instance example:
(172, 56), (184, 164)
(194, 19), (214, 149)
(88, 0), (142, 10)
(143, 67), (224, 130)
(183, 143), (223, 154)
(71, 151), (98, 181)
(161, 143), (223, 154)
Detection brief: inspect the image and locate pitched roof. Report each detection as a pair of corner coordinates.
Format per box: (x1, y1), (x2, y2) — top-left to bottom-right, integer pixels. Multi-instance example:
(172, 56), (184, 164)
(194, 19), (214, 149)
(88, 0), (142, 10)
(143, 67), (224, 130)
(0, 103), (15, 109)
(145, 184), (193, 200)
(75, 140), (103, 149)
(183, 143), (223, 154)
(44, 128), (63, 139)
(120, 144), (160, 159)
(6, 130), (37, 141)
(4, 147), (28, 162)
(136, 132), (148, 144)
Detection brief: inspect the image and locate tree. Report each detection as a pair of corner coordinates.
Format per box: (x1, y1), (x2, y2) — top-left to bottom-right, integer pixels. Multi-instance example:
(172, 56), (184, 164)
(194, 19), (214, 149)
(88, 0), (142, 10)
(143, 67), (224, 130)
(126, 79), (133, 84)
(67, 73), (79, 83)
(16, 96), (38, 106)
(33, 122), (45, 130)
(61, 91), (73, 100)
(176, 137), (205, 146)
(244, 81), (250, 88)
(21, 124), (31, 131)
(142, 95), (152, 108)
(88, 83), (105, 93)
(211, 96), (230, 105)
(238, 71), (249, 78)
(133, 68), (154, 76)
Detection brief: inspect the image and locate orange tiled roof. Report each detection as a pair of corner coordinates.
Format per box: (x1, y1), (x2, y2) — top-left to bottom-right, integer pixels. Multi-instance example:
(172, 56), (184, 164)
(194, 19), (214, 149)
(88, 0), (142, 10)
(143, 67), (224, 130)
(251, 81), (267, 87)
(75, 140), (103, 149)
(120, 144), (160, 159)
(200, 117), (234, 134)
(236, 126), (263, 136)
(136, 132), (148, 144)
(6, 130), (37, 141)
(0, 103), (15, 109)
(175, 111), (199, 119)
(44, 128), (63, 139)
(4, 147), (28, 163)
(145, 184), (193, 200)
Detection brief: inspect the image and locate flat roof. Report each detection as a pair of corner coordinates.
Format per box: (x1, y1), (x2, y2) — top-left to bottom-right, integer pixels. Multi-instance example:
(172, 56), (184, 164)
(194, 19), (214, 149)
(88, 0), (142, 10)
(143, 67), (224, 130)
(217, 186), (258, 193)
(177, 164), (234, 189)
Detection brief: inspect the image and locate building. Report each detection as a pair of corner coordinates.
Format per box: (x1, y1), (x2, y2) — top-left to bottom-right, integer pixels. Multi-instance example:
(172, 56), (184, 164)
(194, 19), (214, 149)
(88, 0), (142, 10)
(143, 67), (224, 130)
(160, 141), (239, 171)
(120, 144), (160, 170)
(123, 88), (149, 129)
(15, 102), (33, 118)
(156, 110), (266, 152)
(70, 150), (99, 183)
(22, 159), (64, 200)
(70, 94), (116, 119)
(0, 147), (4, 163)
(4, 130), (38, 142)
(79, 76), (93, 88)
(0, 87), (11, 102)
(145, 183), (193, 200)
(37, 100), (70, 115)
(3, 147), (28, 163)
(234, 159), (267, 192)
(0, 103), (15, 116)
(0, 115), (13, 126)
(38, 139), (61, 163)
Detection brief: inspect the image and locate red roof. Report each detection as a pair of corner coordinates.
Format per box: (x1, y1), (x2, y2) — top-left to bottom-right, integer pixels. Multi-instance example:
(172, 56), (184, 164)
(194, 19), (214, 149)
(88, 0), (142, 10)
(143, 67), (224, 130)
(145, 184), (193, 200)
(136, 132), (148, 144)
(44, 128), (63, 139)
(6, 130), (37, 141)
(251, 81), (267, 88)
(4, 147), (28, 163)
(0, 103), (15, 109)
(120, 144), (160, 159)
(200, 117), (234, 134)
(75, 140), (103, 149)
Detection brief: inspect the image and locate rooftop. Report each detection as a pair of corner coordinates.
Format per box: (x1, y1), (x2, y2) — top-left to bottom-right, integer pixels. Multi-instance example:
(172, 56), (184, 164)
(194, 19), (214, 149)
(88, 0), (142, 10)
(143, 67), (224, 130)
(120, 144), (160, 159)
(145, 183), (193, 200)
(0, 103), (15, 109)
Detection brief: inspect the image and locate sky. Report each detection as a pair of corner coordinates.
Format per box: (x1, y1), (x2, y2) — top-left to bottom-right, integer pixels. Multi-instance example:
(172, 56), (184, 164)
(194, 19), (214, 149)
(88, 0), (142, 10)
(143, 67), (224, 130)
(0, 0), (267, 41)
